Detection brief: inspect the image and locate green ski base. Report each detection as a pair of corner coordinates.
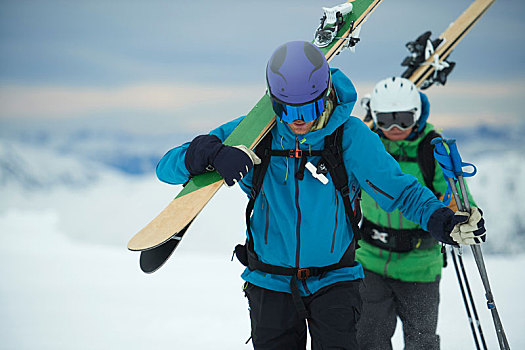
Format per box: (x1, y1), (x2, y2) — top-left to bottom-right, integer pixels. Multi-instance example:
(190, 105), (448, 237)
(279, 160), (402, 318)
(128, 0), (384, 264)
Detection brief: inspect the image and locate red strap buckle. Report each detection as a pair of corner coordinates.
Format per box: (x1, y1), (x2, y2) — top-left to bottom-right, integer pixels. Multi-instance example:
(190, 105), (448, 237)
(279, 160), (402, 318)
(289, 149), (303, 158)
(297, 268), (310, 280)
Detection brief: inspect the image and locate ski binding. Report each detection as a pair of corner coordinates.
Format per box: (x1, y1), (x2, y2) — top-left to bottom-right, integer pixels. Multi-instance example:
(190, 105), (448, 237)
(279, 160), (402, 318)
(341, 21), (362, 53)
(314, 3), (353, 48)
(400, 31), (456, 89)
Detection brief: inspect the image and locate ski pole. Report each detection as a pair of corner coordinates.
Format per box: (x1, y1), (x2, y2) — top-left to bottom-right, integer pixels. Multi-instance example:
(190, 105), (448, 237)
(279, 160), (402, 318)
(441, 139), (488, 349)
(445, 139), (510, 350)
(450, 246), (484, 350)
(456, 246), (489, 350)
(431, 137), (485, 349)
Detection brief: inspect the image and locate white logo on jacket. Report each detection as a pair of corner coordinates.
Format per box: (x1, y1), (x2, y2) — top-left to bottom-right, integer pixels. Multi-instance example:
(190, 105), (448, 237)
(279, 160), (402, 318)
(371, 229), (389, 244)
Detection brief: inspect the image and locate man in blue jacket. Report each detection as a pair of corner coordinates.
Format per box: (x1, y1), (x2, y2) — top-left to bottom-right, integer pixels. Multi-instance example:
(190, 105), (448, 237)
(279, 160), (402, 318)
(156, 41), (486, 350)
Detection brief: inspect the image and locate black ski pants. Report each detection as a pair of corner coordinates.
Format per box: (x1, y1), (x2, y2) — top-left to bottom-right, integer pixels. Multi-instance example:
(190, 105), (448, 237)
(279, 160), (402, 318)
(244, 280), (362, 350)
(356, 269), (440, 350)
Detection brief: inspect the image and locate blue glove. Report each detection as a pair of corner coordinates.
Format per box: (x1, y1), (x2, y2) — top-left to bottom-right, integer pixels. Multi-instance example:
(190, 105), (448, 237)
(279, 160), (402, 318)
(184, 134), (260, 186)
(428, 207), (486, 245)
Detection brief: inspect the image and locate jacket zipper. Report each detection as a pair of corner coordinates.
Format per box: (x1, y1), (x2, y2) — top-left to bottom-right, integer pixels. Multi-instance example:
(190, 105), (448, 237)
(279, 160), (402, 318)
(351, 183), (360, 217)
(261, 189), (269, 244)
(366, 179), (394, 200)
(331, 188), (339, 253)
(294, 138), (310, 294)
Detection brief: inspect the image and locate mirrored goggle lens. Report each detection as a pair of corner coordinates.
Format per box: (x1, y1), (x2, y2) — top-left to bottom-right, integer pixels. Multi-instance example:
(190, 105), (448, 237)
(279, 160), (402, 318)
(376, 111), (415, 131)
(271, 96), (326, 124)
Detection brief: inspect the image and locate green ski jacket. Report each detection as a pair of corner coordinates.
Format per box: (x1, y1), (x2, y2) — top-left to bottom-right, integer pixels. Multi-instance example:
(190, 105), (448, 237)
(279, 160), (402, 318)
(356, 122), (476, 282)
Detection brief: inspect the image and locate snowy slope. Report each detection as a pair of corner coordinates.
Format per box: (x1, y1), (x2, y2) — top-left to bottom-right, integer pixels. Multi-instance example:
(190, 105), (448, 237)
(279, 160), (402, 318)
(0, 191), (523, 349)
(1, 120), (524, 348)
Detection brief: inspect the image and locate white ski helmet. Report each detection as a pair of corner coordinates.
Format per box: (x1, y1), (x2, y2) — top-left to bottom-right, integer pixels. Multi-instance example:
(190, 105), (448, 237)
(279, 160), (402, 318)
(370, 77), (421, 128)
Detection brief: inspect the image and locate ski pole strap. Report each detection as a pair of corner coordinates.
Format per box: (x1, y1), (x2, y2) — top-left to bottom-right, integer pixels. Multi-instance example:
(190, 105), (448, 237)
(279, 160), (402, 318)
(446, 139), (477, 178)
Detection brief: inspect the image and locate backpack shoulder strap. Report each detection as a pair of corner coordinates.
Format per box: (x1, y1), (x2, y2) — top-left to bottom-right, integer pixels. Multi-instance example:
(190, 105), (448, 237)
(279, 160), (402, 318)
(251, 131), (273, 198)
(417, 129), (441, 196)
(321, 125), (362, 239)
(244, 131), (273, 254)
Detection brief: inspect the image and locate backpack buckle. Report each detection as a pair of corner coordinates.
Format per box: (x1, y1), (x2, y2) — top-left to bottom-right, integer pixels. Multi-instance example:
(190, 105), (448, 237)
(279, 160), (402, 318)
(297, 268), (310, 280)
(289, 149), (303, 158)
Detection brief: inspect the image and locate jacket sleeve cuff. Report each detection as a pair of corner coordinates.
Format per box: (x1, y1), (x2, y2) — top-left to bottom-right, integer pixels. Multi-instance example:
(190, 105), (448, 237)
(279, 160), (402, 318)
(427, 207), (456, 245)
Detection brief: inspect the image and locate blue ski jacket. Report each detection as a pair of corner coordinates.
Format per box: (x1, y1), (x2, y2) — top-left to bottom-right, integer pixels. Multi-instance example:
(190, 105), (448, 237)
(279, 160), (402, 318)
(156, 69), (445, 296)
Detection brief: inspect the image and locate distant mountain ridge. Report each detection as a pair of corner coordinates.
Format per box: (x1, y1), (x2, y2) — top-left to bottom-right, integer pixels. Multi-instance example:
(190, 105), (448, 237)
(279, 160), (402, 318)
(0, 120), (524, 187)
(1, 120), (524, 254)
(0, 122), (191, 179)
(440, 123), (525, 155)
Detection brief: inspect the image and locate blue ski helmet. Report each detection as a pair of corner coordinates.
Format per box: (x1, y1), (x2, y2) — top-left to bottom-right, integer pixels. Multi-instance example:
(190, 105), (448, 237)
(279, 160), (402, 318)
(266, 41), (331, 123)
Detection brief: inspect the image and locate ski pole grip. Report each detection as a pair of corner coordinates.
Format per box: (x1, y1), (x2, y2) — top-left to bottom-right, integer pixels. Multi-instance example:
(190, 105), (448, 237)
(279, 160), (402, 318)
(446, 139), (463, 176)
(430, 137), (445, 153)
(431, 137), (454, 180)
(431, 137), (455, 206)
(446, 139), (477, 178)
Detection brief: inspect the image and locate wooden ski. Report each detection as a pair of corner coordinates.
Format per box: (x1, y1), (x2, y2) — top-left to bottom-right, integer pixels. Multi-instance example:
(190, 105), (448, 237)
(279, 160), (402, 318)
(364, 0), (496, 128)
(409, 0), (496, 88)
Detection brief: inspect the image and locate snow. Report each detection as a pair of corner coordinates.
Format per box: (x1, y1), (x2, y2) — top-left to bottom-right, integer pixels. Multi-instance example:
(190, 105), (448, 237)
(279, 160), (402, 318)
(466, 151), (525, 254)
(1, 120), (524, 348)
(1, 172), (524, 349)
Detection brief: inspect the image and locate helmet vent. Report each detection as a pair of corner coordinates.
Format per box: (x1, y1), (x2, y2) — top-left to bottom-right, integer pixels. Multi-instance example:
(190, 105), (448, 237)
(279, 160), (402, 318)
(303, 42), (325, 80)
(268, 45), (288, 83)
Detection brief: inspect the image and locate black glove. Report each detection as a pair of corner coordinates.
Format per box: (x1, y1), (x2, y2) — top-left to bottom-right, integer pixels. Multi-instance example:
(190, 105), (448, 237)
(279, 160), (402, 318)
(449, 208), (486, 245)
(428, 207), (486, 245)
(184, 134), (260, 186)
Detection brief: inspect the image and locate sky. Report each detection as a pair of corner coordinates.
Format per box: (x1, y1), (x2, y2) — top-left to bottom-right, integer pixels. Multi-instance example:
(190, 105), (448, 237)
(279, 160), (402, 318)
(0, 0), (524, 134)
(0, 2), (523, 347)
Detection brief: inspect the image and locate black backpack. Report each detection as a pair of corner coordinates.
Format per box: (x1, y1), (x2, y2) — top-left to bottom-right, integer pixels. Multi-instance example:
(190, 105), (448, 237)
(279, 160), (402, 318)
(389, 129), (442, 196)
(234, 124), (361, 318)
(359, 129), (444, 253)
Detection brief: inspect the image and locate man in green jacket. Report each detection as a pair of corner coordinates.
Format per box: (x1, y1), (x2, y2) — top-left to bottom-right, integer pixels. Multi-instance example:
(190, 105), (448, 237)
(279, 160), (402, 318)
(356, 77), (474, 350)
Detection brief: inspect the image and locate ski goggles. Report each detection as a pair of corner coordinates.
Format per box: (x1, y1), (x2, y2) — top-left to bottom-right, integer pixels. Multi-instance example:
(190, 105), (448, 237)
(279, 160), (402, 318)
(270, 92), (329, 123)
(375, 110), (416, 131)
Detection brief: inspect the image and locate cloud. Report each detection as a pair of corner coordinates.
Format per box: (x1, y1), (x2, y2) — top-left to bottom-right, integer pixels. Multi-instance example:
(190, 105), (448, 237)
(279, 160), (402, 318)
(0, 82), (263, 119)
(423, 81), (525, 98)
(0, 79), (523, 134)
(352, 79), (525, 128)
